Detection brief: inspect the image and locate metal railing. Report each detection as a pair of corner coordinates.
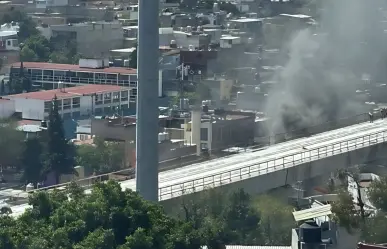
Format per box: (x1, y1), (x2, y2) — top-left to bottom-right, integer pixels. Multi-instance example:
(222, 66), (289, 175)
(5, 113), (383, 203)
(158, 129), (387, 200)
(12, 74), (137, 87)
(256, 112), (379, 146)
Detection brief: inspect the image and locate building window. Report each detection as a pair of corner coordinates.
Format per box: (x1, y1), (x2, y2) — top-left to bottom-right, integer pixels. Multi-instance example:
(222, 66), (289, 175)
(95, 108), (103, 115)
(72, 97), (80, 108)
(113, 92), (120, 102)
(104, 106), (112, 114)
(95, 94), (103, 105)
(121, 91), (128, 101)
(44, 101), (51, 113)
(201, 128), (208, 141)
(104, 92), (112, 102)
(79, 134), (89, 141)
(63, 99), (71, 110)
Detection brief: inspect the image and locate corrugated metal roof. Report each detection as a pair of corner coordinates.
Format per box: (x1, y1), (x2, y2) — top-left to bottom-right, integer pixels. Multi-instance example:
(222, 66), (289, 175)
(293, 204), (332, 222)
(202, 246), (291, 249)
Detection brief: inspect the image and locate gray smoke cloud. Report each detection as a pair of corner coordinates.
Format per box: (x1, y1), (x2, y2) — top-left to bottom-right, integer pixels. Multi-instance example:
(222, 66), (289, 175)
(264, 0), (387, 134)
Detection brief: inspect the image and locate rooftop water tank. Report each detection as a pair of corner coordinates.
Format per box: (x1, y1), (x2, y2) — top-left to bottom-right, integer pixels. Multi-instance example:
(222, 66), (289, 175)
(299, 220), (322, 244)
(41, 120), (47, 128)
(170, 40), (177, 48)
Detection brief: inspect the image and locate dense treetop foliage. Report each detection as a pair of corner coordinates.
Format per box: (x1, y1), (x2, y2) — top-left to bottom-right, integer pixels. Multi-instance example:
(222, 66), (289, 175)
(330, 169), (387, 243)
(0, 181), (296, 249)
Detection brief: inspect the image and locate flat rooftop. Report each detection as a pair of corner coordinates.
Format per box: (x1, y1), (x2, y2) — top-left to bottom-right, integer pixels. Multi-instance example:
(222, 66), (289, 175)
(230, 18), (263, 23)
(279, 13), (312, 19)
(7, 85), (128, 101)
(11, 62), (137, 75)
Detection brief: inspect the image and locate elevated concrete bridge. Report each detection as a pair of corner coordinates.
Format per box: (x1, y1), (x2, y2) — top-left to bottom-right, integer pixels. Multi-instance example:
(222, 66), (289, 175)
(9, 118), (387, 216)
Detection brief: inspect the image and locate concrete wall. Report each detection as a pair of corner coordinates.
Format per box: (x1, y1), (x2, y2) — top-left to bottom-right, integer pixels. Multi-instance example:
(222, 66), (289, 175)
(211, 116), (255, 150)
(91, 119), (137, 141)
(0, 99), (15, 118)
(160, 141), (387, 211)
(159, 142), (196, 162)
(51, 22), (123, 57)
(9, 98), (44, 120)
(165, 128), (185, 140)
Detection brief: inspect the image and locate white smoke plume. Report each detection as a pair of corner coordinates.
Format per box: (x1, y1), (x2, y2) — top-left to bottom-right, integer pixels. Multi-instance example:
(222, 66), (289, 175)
(265, 0), (387, 134)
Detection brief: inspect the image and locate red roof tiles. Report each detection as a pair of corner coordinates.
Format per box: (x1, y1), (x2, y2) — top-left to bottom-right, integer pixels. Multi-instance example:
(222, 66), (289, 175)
(11, 62), (137, 75)
(7, 85), (128, 101)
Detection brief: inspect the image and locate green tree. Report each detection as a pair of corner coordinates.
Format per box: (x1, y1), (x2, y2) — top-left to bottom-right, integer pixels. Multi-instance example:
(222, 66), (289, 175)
(9, 62), (32, 94)
(20, 46), (38, 62)
(21, 137), (44, 188)
(18, 19), (39, 41)
(76, 137), (124, 175)
(49, 35), (80, 64)
(0, 181), (204, 248)
(0, 79), (4, 95)
(45, 96), (76, 184)
(0, 119), (24, 169)
(49, 51), (71, 64)
(254, 195), (296, 245)
(1, 10), (39, 41)
(179, 188), (261, 246)
(22, 35), (51, 62)
(329, 170), (387, 243)
(368, 176), (387, 212)
(119, 228), (153, 249)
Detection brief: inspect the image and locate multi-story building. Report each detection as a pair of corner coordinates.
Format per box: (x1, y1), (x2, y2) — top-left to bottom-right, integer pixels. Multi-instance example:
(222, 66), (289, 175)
(0, 23), (20, 69)
(9, 60), (137, 101)
(7, 84), (132, 120)
(50, 22), (124, 57)
(184, 109), (256, 152)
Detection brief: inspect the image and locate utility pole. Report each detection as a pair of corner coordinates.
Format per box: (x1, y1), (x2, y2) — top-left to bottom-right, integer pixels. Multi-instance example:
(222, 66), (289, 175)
(136, 0), (159, 201)
(177, 62), (188, 109)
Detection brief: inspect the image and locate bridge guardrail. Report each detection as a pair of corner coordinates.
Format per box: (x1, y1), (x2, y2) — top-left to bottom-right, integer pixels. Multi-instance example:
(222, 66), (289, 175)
(9, 113), (384, 202)
(158, 129), (387, 200)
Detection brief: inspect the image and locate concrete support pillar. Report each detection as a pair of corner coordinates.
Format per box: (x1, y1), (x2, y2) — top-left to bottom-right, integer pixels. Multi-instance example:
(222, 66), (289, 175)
(270, 132), (275, 145)
(191, 109), (201, 156)
(158, 70), (163, 97)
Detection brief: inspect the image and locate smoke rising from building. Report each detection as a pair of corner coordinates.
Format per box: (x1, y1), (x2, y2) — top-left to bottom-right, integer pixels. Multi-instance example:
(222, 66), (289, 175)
(265, 0), (387, 134)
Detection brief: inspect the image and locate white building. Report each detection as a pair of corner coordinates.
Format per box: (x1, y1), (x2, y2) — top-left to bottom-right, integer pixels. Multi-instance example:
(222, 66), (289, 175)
(7, 85), (131, 120)
(9, 61), (137, 101)
(0, 23), (19, 51)
(0, 98), (15, 118)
